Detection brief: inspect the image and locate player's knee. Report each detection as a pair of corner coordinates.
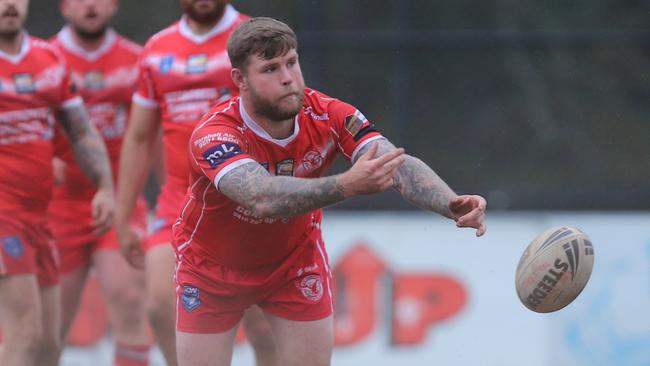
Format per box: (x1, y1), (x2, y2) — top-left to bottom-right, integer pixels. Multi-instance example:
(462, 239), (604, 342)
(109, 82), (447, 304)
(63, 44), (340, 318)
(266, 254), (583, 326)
(146, 292), (174, 325)
(5, 323), (45, 354)
(106, 284), (146, 318)
(37, 332), (62, 361)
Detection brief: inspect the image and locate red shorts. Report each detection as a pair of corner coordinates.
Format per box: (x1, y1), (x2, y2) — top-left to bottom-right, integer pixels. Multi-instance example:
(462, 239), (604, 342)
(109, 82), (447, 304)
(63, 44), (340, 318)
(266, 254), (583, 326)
(0, 212), (59, 286)
(48, 197), (149, 274)
(147, 185), (185, 250)
(175, 234), (334, 333)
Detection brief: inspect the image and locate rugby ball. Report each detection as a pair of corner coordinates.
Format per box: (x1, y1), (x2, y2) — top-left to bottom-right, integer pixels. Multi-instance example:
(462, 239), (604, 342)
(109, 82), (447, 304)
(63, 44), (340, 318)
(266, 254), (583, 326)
(515, 226), (594, 313)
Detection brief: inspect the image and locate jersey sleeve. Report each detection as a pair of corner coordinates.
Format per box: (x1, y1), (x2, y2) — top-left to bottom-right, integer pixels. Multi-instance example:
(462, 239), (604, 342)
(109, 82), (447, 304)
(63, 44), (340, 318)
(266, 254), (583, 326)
(56, 54), (83, 110)
(189, 123), (257, 189)
(132, 51), (160, 108)
(328, 99), (384, 161)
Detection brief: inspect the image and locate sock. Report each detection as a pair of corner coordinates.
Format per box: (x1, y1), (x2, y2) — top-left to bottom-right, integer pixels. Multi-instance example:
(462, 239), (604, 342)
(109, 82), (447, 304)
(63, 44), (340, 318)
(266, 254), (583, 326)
(114, 342), (151, 366)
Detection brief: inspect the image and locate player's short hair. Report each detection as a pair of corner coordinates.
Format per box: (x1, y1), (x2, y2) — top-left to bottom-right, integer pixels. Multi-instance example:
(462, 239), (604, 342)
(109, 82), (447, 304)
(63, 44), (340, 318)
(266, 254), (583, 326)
(227, 17), (297, 71)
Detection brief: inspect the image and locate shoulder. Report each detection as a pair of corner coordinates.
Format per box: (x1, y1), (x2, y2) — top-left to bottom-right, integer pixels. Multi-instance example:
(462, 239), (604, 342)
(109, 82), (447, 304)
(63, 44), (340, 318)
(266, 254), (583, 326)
(29, 36), (66, 64)
(302, 87), (356, 117)
(115, 35), (143, 56)
(142, 21), (180, 52)
(195, 98), (243, 133)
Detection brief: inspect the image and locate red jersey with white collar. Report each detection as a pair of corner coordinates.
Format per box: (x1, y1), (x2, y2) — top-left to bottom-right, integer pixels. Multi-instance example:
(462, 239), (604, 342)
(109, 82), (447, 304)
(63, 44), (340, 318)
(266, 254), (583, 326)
(173, 88), (383, 269)
(0, 33), (81, 213)
(134, 5), (248, 194)
(51, 27), (141, 200)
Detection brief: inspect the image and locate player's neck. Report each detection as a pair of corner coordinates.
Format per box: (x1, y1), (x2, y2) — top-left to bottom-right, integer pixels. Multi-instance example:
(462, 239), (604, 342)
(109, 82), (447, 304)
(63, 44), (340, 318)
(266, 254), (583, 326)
(184, 16), (221, 36)
(241, 97), (295, 139)
(69, 27), (108, 52)
(0, 31), (23, 55)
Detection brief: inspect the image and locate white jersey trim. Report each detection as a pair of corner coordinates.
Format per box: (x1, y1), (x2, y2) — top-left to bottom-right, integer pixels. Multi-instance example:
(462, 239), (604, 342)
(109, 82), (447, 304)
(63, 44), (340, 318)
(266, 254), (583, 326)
(213, 158), (256, 191)
(60, 96), (84, 110)
(178, 5), (239, 44)
(56, 26), (117, 61)
(351, 136), (385, 162)
(132, 92), (160, 108)
(239, 101), (300, 147)
(0, 32), (30, 64)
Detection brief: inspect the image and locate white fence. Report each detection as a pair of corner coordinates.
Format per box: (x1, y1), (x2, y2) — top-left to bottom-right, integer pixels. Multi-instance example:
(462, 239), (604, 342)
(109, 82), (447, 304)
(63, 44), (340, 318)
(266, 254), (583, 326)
(62, 212), (650, 366)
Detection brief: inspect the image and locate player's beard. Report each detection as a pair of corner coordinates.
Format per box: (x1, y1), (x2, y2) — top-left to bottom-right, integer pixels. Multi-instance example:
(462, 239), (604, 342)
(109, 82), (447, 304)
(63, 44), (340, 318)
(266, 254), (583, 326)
(183, 0), (226, 25)
(249, 85), (304, 122)
(0, 6), (24, 40)
(72, 24), (108, 41)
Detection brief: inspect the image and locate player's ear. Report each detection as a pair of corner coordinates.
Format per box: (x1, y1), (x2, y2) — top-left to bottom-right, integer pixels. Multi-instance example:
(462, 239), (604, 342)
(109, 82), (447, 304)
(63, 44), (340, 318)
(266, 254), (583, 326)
(231, 68), (247, 91)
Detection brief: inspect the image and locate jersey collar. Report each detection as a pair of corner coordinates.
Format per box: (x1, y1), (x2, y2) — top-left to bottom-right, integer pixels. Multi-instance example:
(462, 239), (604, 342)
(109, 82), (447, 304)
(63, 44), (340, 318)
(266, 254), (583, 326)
(56, 25), (117, 62)
(239, 98), (300, 148)
(178, 5), (239, 44)
(0, 31), (31, 64)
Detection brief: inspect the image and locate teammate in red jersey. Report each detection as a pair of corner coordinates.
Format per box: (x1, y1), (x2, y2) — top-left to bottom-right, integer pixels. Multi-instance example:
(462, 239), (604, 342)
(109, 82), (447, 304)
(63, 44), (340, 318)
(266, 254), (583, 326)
(174, 17), (487, 365)
(48, 0), (152, 365)
(0, 0), (114, 365)
(116, 1), (278, 365)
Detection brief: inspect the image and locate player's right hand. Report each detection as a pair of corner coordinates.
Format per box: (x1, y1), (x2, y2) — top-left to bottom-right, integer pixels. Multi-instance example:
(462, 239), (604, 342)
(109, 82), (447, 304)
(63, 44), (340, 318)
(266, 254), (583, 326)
(340, 142), (405, 196)
(118, 226), (145, 269)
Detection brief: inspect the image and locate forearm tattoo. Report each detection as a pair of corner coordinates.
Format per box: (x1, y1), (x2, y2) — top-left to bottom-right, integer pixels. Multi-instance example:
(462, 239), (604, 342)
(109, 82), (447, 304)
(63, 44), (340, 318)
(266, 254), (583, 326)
(57, 105), (113, 188)
(219, 162), (347, 218)
(355, 139), (455, 217)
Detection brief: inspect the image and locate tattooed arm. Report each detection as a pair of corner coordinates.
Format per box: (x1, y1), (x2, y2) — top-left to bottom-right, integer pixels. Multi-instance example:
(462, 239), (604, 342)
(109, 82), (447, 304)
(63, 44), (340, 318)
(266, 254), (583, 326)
(57, 103), (115, 234)
(218, 143), (405, 218)
(57, 103), (113, 189)
(354, 139), (487, 236)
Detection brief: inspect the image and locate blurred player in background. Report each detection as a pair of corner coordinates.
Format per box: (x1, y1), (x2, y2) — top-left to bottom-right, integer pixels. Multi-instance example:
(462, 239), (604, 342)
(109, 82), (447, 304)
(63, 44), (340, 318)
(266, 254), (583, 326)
(116, 1), (278, 365)
(173, 17), (487, 365)
(0, 0), (114, 365)
(49, 0), (152, 365)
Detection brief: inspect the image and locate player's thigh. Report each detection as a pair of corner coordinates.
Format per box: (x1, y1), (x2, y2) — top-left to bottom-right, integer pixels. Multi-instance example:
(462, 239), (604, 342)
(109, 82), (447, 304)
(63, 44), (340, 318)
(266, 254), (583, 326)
(176, 326), (239, 366)
(0, 273), (43, 337)
(59, 266), (89, 337)
(144, 244), (176, 303)
(93, 249), (145, 304)
(263, 312), (333, 366)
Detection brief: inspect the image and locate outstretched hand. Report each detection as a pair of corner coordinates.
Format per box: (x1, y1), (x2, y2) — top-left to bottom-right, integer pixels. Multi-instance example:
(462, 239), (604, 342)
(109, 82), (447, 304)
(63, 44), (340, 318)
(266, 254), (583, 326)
(339, 142), (405, 197)
(448, 195), (487, 237)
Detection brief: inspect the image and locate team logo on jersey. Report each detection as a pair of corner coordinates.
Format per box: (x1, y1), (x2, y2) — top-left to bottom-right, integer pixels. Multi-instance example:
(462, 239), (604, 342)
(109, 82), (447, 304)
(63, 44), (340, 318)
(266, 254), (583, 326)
(2, 235), (24, 258)
(186, 54), (208, 74)
(297, 274), (324, 302)
(83, 70), (105, 90)
(276, 158), (294, 176)
(301, 150), (323, 173)
(203, 143), (242, 168)
(13, 73), (35, 94)
(181, 285), (201, 311)
(159, 55), (174, 73)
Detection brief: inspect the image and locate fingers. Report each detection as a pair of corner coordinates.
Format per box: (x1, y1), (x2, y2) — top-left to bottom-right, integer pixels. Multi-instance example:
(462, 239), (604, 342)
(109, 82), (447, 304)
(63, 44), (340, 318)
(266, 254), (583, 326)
(452, 195), (487, 236)
(91, 203), (114, 236)
(119, 232), (145, 269)
(373, 147), (405, 166)
(358, 141), (379, 161)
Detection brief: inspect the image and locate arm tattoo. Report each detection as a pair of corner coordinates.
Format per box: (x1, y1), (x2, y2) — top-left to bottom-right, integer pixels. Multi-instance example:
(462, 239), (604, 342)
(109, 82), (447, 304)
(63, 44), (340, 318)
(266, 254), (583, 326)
(57, 104), (113, 189)
(219, 162), (347, 218)
(354, 139), (455, 217)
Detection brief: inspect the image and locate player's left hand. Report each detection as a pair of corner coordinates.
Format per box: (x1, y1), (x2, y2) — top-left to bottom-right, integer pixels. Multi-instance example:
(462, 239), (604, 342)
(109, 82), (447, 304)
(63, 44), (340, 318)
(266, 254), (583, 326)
(91, 186), (115, 236)
(448, 195), (487, 237)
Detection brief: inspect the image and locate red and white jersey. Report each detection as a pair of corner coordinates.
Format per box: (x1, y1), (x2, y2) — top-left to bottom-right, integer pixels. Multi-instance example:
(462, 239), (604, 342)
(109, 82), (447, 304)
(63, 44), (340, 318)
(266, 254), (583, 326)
(0, 33), (81, 213)
(51, 27), (141, 200)
(134, 5), (248, 193)
(173, 88), (383, 269)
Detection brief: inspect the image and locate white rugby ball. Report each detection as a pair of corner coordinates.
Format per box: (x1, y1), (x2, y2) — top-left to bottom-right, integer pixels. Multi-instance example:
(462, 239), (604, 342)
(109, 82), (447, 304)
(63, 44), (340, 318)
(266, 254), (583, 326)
(515, 226), (594, 313)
